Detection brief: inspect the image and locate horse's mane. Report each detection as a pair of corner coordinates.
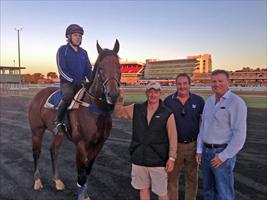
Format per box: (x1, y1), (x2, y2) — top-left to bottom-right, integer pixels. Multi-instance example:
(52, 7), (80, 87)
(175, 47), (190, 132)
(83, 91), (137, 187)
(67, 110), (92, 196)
(88, 49), (119, 89)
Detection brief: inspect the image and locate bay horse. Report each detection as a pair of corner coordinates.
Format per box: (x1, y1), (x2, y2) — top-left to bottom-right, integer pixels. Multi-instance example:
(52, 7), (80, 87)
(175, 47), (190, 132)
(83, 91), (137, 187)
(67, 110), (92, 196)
(28, 40), (121, 200)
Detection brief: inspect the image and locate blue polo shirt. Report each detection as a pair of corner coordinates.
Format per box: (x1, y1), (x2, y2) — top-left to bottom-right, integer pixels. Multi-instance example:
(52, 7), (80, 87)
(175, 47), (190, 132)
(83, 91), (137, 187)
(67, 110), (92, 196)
(164, 92), (205, 142)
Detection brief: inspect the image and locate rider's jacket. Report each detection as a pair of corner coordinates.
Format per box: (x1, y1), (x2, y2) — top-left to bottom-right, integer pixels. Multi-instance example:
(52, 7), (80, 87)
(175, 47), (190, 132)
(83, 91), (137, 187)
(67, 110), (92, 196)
(57, 43), (92, 83)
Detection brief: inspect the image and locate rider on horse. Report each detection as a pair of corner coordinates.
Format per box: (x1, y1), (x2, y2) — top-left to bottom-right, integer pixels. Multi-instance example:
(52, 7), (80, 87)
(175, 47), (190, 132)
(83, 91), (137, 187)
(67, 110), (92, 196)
(53, 24), (92, 135)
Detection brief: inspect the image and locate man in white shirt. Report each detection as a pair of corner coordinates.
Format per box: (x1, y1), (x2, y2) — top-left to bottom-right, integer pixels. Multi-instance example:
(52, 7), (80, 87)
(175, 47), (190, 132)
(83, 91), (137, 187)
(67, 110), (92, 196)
(196, 69), (247, 200)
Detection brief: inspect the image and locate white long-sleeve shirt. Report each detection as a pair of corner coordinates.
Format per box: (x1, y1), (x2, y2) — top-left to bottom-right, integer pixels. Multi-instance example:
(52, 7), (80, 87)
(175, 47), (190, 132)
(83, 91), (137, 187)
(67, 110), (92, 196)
(197, 90), (247, 162)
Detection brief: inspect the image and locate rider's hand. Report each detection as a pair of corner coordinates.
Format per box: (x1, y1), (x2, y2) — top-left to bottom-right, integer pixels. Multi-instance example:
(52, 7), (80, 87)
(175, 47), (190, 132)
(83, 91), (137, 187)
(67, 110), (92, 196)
(80, 80), (90, 88)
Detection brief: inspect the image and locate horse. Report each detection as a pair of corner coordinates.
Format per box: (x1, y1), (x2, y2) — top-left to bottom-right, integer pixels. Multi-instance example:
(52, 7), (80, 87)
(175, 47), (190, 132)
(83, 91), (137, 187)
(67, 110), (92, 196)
(28, 40), (121, 200)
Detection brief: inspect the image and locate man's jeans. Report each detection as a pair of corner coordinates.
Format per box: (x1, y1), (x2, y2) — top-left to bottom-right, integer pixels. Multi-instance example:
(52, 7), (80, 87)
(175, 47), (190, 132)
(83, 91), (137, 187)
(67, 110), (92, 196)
(201, 146), (236, 200)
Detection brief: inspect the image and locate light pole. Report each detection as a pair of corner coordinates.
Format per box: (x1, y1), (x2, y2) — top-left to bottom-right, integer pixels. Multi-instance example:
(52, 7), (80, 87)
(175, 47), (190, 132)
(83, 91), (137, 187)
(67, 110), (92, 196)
(15, 28), (22, 84)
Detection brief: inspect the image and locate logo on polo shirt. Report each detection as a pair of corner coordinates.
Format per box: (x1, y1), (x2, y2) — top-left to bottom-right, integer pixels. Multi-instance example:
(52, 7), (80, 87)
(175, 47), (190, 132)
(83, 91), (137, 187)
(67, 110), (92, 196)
(155, 115), (160, 118)
(192, 104), (196, 109)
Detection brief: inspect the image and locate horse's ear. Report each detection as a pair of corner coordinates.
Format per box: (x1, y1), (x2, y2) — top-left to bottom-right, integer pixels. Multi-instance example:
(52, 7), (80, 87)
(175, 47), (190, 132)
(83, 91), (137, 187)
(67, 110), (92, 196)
(96, 40), (103, 54)
(113, 39), (120, 54)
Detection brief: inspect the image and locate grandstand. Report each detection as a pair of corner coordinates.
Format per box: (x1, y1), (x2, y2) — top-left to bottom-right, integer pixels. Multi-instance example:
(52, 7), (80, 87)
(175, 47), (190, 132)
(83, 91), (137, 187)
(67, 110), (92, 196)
(0, 66), (25, 83)
(192, 71), (267, 86)
(120, 61), (144, 85)
(139, 54), (212, 85)
(119, 55), (266, 87)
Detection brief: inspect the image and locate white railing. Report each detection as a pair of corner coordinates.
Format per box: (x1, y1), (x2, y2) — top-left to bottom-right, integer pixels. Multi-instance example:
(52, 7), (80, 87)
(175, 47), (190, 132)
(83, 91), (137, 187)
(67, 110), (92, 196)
(0, 83), (59, 96)
(121, 85), (267, 92)
(0, 83), (58, 90)
(0, 83), (266, 94)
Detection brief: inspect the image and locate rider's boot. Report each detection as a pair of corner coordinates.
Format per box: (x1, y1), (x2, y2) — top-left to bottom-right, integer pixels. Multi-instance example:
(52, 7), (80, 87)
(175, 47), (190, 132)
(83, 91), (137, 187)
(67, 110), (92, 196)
(53, 100), (67, 136)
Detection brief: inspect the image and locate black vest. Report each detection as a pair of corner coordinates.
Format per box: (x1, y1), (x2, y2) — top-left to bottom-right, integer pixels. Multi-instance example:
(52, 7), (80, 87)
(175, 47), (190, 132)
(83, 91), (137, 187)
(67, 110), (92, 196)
(129, 101), (172, 167)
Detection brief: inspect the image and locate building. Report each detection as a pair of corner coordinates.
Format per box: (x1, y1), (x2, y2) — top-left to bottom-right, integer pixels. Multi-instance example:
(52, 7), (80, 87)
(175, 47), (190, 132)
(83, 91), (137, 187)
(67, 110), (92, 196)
(192, 70), (267, 86)
(139, 54), (212, 85)
(120, 61), (144, 85)
(0, 66), (25, 83)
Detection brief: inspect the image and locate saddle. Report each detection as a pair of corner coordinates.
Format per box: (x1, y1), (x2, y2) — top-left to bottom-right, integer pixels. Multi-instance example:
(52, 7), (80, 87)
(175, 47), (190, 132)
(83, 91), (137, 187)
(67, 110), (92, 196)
(44, 88), (86, 140)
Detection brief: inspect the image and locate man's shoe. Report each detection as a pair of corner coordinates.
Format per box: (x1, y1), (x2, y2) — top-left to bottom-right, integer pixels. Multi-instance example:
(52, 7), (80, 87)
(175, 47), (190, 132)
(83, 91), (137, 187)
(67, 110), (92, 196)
(53, 121), (66, 136)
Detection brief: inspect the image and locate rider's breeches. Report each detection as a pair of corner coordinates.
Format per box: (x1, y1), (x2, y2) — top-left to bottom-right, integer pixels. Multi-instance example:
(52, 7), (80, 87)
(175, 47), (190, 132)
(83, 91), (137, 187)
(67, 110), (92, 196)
(61, 82), (80, 105)
(56, 82), (81, 122)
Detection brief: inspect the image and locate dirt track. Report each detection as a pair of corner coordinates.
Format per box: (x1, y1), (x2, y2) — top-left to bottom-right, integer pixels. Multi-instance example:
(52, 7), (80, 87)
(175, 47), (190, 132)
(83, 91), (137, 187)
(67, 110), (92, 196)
(0, 94), (267, 200)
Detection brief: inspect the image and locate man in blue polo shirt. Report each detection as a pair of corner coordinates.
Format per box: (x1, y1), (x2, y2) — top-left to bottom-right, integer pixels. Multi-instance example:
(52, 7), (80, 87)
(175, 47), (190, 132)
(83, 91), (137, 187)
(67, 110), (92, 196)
(164, 73), (205, 200)
(53, 24), (92, 135)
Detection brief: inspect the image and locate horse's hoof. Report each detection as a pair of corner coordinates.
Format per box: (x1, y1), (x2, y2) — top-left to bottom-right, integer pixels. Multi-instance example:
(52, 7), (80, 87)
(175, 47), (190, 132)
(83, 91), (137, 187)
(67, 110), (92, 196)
(34, 179), (43, 190)
(54, 179), (65, 191)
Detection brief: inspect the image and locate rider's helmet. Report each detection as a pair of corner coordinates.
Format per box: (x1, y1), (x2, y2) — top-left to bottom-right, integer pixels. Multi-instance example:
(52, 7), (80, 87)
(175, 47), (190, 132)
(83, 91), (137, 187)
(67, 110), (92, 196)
(65, 24), (84, 38)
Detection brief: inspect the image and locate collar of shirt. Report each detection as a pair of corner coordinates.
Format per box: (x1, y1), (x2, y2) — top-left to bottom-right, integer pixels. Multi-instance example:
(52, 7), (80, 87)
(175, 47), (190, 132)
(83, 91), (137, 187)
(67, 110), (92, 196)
(171, 92), (192, 103)
(211, 89), (232, 105)
(67, 43), (81, 53)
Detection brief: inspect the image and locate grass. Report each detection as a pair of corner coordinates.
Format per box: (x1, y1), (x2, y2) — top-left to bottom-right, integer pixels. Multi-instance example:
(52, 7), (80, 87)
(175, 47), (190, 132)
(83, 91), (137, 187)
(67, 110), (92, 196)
(124, 93), (267, 109)
(1, 87), (266, 109)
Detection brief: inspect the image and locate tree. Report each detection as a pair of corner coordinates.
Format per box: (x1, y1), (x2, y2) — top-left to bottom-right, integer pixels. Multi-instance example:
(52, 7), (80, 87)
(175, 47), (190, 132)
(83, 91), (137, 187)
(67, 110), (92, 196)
(32, 73), (44, 83)
(22, 74), (34, 83)
(47, 72), (58, 79)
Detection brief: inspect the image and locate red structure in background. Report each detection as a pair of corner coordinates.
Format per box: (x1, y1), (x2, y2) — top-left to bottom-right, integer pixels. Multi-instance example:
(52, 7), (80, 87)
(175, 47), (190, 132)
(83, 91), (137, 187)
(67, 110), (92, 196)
(120, 61), (144, 85)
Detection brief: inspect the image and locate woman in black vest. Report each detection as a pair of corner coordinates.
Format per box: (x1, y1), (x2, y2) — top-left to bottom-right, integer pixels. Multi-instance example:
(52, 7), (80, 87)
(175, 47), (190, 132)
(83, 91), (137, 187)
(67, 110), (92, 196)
(115, 81), (178, 200)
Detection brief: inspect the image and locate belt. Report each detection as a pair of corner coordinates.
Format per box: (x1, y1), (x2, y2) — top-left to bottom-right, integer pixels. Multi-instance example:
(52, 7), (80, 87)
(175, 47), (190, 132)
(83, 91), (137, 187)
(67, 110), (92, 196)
(204, 143), (227, 148)
(178, 138), (197, 144)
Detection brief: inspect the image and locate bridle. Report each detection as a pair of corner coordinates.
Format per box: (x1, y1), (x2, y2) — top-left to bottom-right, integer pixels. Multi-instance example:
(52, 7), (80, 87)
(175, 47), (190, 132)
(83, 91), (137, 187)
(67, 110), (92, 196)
(97, 64), (120, 97)
(86, 52), (121, 104)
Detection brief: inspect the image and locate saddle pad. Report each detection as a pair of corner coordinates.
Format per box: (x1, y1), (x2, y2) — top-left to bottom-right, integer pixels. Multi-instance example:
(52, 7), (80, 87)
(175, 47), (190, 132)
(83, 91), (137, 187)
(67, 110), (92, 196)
(44, 88), (85, 110)
(45, 89), (62, 109)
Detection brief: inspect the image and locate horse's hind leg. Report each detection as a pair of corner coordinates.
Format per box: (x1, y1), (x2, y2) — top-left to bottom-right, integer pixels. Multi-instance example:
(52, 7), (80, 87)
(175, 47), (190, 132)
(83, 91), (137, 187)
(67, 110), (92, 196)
(32, 127), (45, 190)
(50, 135), (65, 190)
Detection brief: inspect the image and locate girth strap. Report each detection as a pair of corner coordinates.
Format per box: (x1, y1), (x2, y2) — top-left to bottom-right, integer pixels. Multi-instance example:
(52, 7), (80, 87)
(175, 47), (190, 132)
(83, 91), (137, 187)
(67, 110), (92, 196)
(75, 99), (112, 116)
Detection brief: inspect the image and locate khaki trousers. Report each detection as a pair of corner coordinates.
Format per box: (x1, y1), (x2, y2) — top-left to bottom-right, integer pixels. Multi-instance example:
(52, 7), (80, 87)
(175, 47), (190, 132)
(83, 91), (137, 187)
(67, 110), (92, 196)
(168, 141), (198, 200)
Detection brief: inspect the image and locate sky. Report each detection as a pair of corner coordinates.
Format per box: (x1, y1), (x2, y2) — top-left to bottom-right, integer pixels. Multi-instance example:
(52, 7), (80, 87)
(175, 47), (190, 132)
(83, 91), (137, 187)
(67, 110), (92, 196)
(1, 0), (266, 75)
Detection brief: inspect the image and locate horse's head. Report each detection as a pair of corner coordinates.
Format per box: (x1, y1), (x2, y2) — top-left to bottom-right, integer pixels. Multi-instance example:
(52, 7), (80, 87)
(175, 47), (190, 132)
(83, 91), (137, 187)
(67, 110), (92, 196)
(89, 40), (121, 105)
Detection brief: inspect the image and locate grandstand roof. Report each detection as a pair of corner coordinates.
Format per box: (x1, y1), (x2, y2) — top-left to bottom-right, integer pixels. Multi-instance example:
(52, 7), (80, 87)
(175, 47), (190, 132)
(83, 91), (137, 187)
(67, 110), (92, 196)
(0, 66), (26, 70)
(121, 61), (144, 65)
(146, 58), (197, 64)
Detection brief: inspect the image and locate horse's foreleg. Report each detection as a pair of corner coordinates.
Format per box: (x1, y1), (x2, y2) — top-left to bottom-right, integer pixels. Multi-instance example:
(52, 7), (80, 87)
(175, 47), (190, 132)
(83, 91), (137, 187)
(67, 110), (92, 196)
(76, 143), (92, 200)
(32, 128), (45, 190)
(77, 157), (95, 186)
(85, 158), (95, 176)
(50, 135), (65, 191)
(76, 151), (98, 200)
